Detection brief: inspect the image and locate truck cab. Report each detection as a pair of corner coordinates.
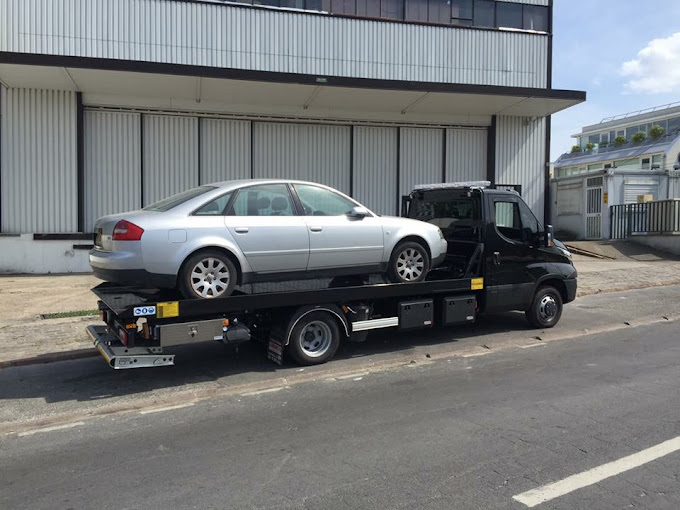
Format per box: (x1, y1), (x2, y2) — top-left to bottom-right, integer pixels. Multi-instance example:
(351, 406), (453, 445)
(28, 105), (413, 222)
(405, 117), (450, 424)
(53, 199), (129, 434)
(404, 182), (577, 321)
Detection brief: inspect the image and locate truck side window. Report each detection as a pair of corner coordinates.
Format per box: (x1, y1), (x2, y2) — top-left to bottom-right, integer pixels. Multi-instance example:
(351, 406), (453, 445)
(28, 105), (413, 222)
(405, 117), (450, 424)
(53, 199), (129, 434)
(518, 200), (540, 234)
(494, 201), (522, 242)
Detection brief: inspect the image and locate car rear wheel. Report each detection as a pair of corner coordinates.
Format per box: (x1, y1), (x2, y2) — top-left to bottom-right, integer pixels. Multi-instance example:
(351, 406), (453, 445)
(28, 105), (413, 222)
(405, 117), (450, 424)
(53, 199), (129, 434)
(387, 241), (430, 283)
(178, 250), (238, 299)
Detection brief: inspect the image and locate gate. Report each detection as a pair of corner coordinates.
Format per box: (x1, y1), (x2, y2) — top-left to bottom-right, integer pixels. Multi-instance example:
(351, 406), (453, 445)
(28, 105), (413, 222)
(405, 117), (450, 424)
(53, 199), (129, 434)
(585, 177), (603, 239)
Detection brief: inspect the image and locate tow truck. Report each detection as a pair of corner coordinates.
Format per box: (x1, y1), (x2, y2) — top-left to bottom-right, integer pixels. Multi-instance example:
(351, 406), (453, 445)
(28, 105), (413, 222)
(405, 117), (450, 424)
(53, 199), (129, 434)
(87, 182), (577, 369)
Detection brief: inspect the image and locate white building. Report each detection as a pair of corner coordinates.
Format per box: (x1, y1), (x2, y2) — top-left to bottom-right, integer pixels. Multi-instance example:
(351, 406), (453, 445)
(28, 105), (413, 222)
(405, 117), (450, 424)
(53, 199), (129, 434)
(552, 103), (680, 240)
(0, 0), (584, 273)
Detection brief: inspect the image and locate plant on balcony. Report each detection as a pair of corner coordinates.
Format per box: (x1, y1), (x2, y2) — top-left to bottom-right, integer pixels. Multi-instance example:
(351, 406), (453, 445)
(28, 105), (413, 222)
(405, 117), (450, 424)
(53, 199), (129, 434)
(632, 131), (646, 144)
(613, 136), (627, 147)
(600, 141), (609, 148)
(571, 145), (581, 153)
(586, 142), (596, 151)
(649, 124), (665, 139)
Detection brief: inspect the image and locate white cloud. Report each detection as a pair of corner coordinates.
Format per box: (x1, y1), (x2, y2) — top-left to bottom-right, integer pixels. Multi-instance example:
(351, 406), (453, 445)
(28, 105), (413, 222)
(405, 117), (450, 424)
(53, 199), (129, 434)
(620, 32), (680, 94)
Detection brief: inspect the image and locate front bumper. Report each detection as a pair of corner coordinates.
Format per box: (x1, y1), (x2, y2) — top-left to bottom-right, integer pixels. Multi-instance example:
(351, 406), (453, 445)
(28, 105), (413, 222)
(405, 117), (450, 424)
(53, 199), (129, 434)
(564, 275), (578, 303)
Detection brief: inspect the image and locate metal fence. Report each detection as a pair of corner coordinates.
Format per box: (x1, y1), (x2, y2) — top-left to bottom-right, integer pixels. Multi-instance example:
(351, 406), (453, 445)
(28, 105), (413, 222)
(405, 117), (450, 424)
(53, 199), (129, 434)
(611, 200), (680, 239)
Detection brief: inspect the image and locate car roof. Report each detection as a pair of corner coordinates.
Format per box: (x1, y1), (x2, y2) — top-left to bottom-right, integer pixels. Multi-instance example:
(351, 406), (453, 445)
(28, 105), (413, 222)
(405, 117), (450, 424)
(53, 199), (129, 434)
(204, 179), (331, 191)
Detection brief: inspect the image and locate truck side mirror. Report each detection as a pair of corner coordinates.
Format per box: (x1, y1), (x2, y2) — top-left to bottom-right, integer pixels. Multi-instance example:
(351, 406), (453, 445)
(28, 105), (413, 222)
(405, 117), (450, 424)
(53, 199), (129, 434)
(545, 225), (554, 248)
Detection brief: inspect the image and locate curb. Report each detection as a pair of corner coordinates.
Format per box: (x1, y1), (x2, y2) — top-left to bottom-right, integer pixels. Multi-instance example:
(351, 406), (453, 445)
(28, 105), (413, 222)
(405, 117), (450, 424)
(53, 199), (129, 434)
(0, 349), (98, 369)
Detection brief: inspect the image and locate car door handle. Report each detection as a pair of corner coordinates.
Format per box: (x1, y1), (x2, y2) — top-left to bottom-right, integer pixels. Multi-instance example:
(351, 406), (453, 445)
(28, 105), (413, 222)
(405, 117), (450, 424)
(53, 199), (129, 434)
(493, 252), (501, 265)
(309, 226), (323, 232)
(234, 227), (249, 234)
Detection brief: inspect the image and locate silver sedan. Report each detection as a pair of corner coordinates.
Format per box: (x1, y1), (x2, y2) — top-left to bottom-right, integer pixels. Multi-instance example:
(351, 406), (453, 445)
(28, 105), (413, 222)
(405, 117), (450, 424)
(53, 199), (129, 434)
(90, 180), (448, 299)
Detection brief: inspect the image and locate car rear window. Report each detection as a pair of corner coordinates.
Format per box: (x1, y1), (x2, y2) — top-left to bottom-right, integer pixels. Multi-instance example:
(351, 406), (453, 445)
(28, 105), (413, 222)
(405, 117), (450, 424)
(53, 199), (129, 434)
(143, 186), (217, 212)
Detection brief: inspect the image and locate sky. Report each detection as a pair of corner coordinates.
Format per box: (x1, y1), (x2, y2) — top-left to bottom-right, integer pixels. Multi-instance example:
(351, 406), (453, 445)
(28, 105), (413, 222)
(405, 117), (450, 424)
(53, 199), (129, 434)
(550, 0), (680, 160)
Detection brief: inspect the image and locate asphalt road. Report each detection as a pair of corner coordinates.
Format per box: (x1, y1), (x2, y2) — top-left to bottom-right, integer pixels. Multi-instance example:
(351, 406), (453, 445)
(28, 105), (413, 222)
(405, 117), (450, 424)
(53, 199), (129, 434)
(2, 293), (680, 509)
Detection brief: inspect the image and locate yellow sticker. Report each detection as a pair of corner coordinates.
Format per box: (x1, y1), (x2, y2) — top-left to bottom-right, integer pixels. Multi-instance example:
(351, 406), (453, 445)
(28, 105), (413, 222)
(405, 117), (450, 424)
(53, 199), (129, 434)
(603, 192), (608, 204)
(471, 277), (484, 290)
(156, 301), (179, 319)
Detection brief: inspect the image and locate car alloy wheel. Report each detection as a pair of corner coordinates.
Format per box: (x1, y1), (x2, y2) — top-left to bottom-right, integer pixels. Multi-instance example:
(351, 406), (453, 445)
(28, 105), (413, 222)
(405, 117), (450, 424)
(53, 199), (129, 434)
(190, 257), (231, 298)
(396, 247), (425, 281)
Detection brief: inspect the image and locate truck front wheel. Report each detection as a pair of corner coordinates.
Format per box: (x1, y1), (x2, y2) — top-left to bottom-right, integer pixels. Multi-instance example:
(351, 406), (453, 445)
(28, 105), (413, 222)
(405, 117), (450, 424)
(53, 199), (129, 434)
(525, 286), (563, 329)
(287, 311), (342, 365)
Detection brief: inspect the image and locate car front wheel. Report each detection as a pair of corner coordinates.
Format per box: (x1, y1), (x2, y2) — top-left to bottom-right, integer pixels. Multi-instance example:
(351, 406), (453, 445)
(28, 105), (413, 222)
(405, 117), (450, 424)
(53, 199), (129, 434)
(387, 241), (430, 283)
(178, 250), (238, 299)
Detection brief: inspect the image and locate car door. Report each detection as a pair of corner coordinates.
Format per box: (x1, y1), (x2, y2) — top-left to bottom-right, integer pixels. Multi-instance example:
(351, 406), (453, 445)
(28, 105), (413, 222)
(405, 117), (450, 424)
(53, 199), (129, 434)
(292, 183), (384, 270)
(484, 194), (542, 311)
(225, 183), (309, 273)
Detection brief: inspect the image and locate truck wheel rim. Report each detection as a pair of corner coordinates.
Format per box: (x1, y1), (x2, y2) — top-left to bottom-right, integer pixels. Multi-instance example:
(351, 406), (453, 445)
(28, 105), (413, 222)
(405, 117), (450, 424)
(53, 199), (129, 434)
(539, 295), (558, 322)
(396, 248), (425, 281)
(300, 321), (333, 358)
(190, 258), (230, 298)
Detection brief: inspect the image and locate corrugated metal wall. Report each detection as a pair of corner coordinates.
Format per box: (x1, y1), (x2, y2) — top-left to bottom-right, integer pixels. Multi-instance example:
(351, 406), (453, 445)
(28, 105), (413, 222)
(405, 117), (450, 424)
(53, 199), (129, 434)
(399, 128), (443, 201)
(446, 129), (487, 182)
(84, 110), (141, 230)
(353, 127), (398, 216)
(497, 0), (548, 5)
(495, 116), (546, 218)
(143, 115), (198, 205)
(1, 88), (77, 233)
(1, 0), (548, 88)
(200, 119), (251, 184)
(253, 122), (351, 194)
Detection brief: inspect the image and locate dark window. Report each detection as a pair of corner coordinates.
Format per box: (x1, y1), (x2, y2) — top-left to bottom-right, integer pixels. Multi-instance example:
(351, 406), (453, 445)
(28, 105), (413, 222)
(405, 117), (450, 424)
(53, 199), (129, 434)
(381, 0), (403, 19)
(588, 135), (599, 144)
(426, 0), (449, 23)
(253, 0), (280, 6)
(669, 117), (680, 136)
(411, 196), (480, 239)
(194, 193), (233, 216)
(294, 184), (358, 215)
(522, 4), (548, 31)
(356, 0), (381, 17)
(496, 2), (522, 29)
(517, 199), (540, 234)
(143, 186), (216, 212)
(230, 184), (295, 217)
(405, 0), (428, 21)
(451, 0), (473, 25)
(280, 0), (305, 7)
(331, 0), (356, 15)
(473, 0), (494, 27)
(305, 0), (324, 9)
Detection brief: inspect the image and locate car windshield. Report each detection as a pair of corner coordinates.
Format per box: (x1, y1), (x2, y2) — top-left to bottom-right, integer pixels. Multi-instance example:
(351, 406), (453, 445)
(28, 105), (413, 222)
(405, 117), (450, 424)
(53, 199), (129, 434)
(143, 186), (217, 212)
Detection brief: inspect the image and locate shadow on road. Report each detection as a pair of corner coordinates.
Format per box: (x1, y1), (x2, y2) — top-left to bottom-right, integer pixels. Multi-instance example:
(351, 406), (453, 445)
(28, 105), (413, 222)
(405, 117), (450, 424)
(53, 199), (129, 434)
(0, 312), (533, 406)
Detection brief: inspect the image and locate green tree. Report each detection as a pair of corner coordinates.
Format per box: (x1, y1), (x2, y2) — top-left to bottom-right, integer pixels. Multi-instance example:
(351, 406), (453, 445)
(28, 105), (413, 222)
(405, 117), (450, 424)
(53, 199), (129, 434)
(632, 131), (646, 144)
(571, 145), (581, 153)
(613, 136), (627, 147)
(649, 124), (665, 139)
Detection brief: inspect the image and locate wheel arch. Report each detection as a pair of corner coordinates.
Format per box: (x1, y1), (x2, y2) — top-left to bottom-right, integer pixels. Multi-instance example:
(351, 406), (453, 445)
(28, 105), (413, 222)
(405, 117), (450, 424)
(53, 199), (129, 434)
(393, 235), (432, 259)
(283, 305), (350, 346)
(534, 276), (568, 303)
(179, 246), (244, 285)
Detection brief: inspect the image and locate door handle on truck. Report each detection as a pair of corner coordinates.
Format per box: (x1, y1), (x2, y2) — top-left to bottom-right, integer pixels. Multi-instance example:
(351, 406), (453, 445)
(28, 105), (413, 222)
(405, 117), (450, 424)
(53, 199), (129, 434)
(493, 252), (501, 265)
(234, 227), (249, 234)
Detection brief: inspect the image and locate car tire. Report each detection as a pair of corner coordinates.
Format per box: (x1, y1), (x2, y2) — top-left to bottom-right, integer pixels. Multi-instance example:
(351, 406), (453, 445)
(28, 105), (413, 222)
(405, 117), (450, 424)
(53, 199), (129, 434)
(387, 241), (430, 283)
(525, 285), (563, 329)
(178, 250), (238, 299)
(287, 311), (342, 366)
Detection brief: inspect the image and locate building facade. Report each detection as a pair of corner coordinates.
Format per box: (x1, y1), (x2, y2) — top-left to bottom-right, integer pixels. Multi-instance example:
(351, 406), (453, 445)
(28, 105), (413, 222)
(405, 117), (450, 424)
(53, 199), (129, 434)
(552, 103), (680, 240)
(0, 0), (583, 273)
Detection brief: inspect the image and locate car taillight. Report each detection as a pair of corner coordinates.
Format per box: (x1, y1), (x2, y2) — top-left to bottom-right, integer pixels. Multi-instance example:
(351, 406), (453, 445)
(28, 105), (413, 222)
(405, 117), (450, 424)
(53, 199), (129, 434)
(112, 220), (144, 241)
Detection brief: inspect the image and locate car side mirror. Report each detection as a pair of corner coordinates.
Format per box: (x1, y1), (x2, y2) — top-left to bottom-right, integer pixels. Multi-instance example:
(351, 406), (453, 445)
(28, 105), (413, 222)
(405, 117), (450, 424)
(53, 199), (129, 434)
(545, 225), (554, 248)
(349, 206), (369, 218)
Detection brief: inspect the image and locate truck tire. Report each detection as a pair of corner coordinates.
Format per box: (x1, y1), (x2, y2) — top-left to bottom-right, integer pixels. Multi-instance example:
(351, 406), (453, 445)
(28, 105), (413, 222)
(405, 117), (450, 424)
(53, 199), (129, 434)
(388, 241), (430, 283)
(525, 285), (563, 329)
(287, 311), (342, 365)
(178, 250), (238, 299)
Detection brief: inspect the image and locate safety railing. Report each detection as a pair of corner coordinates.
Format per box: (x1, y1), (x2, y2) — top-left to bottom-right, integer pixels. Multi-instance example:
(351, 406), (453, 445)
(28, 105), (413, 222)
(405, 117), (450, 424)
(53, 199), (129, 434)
(610, 200), (680, 239)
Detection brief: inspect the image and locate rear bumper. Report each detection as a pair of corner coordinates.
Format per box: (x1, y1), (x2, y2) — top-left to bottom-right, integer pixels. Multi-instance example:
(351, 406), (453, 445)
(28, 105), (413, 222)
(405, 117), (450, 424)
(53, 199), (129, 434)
(91, 266), (176, 289)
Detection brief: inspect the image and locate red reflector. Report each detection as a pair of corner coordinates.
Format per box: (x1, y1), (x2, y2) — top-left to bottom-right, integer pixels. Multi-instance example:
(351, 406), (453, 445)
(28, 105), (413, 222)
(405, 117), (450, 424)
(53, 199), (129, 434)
(118, 327), (128, 346)
(112, 220), (144, 241)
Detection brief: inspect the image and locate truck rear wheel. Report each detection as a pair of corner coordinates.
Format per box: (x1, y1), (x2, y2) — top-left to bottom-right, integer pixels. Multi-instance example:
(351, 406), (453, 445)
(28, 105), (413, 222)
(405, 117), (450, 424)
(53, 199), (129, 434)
(288, 311), (341, 365)
(525, 286), (563, 329)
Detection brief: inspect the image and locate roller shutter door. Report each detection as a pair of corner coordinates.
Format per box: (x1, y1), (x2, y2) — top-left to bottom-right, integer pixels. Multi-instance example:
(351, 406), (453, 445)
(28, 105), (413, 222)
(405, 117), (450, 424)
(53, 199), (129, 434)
(84, 110), (142, 230)
(252, 122), (350, 194)
(445, 129), (487, 182)
(353, 127), (398, 215)
(200, 119), (251, 184)
(399, 128), (443, 200)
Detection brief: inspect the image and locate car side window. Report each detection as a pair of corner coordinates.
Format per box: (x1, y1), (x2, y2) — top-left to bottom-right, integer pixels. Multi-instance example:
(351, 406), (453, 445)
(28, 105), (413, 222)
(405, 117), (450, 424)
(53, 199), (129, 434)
(294, 184), (356, 216)
(230, 184), (295, 216)
(193, 193), (232, 216)
(518, 200), (540, 235)
(494, 201), (523, 242)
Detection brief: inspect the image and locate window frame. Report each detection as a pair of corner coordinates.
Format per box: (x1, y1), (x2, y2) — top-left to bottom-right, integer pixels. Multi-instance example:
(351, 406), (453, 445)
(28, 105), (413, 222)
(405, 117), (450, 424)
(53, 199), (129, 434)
(291, 183), (369, 217)
(190, 191), (235, 216)
(226, 183), (302, 217)
(493, 197), (541, 245)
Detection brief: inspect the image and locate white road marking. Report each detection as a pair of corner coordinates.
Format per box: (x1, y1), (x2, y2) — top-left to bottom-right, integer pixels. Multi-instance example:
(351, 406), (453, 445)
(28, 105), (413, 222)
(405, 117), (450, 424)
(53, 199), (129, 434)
(18, 422), (85, 437)
(139, 403), (195, 415)
(335, 371), (369, 380)
(519, 343), (547, 349)
(240, 387), (285, 397)
(462, 351), (490, 358)
(513, 436), (680, 507)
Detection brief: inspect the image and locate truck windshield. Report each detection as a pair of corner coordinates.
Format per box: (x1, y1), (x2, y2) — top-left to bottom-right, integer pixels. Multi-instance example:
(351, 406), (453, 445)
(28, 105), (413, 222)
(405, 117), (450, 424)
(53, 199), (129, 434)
(144, 186), (217, 212)
(410, 194), (481, 239)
